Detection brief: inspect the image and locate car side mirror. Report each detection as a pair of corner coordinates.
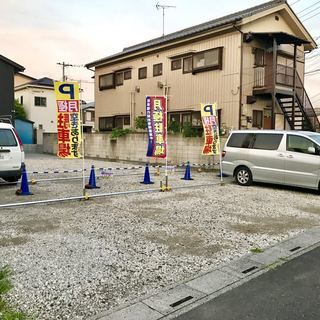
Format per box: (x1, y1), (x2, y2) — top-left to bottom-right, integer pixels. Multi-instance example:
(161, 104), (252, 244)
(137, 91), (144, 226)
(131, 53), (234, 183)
(308, 146), (316, 154)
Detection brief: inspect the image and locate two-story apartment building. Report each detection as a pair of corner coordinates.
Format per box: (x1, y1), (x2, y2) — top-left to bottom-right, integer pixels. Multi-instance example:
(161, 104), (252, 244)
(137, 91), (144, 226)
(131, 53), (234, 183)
(86, 0), (319, 133)
(15, 77), (57, 143)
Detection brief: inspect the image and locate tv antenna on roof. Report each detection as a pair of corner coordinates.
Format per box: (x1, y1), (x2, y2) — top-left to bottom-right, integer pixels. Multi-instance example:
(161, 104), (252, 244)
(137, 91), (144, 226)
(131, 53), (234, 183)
(156, 2), (176, 37)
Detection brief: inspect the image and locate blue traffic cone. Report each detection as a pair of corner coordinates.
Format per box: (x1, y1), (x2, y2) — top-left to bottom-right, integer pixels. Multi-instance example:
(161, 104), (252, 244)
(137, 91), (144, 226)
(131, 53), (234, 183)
(16, 165), (33, 196)
(181, 162), (193, 180)
(141, 163), (154, 184)
(85, 165), (100, 189)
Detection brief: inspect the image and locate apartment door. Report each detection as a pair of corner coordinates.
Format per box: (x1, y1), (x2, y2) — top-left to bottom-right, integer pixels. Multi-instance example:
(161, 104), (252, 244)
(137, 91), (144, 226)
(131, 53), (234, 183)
(263, 108), (272, 129)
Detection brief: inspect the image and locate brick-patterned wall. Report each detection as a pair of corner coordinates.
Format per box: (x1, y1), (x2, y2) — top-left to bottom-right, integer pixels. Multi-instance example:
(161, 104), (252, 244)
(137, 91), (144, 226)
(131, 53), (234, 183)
(43, 133), (227, 165)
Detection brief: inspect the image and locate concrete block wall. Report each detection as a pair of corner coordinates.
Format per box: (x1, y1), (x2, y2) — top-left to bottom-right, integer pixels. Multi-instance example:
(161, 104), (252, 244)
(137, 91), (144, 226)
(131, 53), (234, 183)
(43, 133), (227, 165)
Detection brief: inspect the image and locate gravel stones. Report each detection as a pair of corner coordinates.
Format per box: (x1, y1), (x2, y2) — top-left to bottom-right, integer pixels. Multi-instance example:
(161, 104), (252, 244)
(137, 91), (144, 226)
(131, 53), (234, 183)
(0, 154), (319, 319)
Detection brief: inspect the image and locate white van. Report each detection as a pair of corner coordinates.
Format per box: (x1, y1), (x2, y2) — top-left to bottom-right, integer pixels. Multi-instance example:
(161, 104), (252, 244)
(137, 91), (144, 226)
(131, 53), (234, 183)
(222, 130), (320, 191)
(0, 122), (25, 182)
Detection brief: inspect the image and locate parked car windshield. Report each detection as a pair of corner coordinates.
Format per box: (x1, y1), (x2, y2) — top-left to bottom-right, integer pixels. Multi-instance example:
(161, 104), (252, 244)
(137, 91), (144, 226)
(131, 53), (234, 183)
(0, 129), (17, 147)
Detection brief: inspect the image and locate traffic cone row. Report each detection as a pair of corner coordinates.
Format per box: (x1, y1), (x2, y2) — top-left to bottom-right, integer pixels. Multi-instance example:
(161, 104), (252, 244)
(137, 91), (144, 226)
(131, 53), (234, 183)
(14, 161), (196, 197)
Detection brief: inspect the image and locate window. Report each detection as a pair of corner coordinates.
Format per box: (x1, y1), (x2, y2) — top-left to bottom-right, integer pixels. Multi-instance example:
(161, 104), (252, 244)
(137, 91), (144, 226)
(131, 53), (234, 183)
(20, 96), (23, 105)
(277, 55), (294, 86)
(99, 73), (115, 90)
(85, 112), (91, 122)
(254, 48), (265, 67)
(169, 113), (181, 124)
(124, 116), (130, 125)
(99, 117), (114, 131)
(153, 63), (163, 77)
(227, 133), (254, 148)
(252, 134), (283, 150)
(183, 56), (192, 73)
(192, 111), (202, 127)
(124, 70), (132, 80)
(115, 72), (124, 86)
(192, 47), (223, 73)
(115, 115), (131, 128)
(34, 96), (47, 107)
(0, 129), (17, 147)
(252, 110), (263, 128)
(182, 113), (191, 126)
(115, 117), (123, 128)
(287, 135), (319, 155)
(171, 59), (182, 70)
(139, 67), (147, 79)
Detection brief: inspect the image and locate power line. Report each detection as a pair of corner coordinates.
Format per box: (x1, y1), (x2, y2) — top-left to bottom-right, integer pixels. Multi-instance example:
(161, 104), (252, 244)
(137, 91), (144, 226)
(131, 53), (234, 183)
(300, 5), (320, 18)
(305, 67), (320, 74)
(57, 62), (85, 81)
(290, 0), (302, 5)
(297, 0), (320, 14)
(302, 11), (320, 21)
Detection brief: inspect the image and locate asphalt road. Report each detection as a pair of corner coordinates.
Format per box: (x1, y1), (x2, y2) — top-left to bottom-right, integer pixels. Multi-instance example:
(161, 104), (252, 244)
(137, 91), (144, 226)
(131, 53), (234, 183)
(176, 246), (320, 320)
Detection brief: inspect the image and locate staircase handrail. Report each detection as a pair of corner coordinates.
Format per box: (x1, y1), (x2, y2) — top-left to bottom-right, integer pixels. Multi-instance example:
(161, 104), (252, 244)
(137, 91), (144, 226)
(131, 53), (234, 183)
(295, 71), (320, 131)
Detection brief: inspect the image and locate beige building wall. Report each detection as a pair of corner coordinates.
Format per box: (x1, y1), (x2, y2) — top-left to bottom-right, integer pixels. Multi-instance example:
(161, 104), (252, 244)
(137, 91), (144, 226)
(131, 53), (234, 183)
(14, 73), (34, 87)
(93, 5), (311, 132)
(95, 31), (242, 131)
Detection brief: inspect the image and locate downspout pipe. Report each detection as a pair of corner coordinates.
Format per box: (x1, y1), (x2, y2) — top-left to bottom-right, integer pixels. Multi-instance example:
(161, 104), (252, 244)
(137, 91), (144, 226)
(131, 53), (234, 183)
(233, 24), (244, 130)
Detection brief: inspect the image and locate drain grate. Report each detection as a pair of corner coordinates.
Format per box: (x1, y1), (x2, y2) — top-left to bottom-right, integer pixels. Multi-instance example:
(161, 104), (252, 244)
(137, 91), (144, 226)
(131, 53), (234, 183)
(242, 266), (258, 274)
(289, 246), (302, 252)
(170, 295), (194, 308)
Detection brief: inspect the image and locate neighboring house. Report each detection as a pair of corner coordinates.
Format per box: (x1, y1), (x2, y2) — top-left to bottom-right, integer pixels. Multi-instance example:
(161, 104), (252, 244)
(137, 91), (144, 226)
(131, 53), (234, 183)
(15, 77), (57, 144)
(15, 118), (34, 144)
(0, 55), (24, 123)
(14, 72), (36, 87)
(81, 102), (95, 132)
(86, 0), (319, 133)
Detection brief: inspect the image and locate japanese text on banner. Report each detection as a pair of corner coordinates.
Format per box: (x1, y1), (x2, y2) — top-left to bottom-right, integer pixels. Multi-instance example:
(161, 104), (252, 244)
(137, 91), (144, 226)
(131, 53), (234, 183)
(146, 96), (167, 158)
(200, 103), (220, 156)
(54, 82), (81, 159)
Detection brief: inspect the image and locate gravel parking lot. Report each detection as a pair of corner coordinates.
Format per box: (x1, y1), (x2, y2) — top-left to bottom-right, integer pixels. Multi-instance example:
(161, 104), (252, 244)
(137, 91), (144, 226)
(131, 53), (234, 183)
(0, 154), (319, 319)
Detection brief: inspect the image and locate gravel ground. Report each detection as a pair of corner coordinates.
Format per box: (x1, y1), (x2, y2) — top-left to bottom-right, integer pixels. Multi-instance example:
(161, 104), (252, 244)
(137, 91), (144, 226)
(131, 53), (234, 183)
(0, 154), (319, 319)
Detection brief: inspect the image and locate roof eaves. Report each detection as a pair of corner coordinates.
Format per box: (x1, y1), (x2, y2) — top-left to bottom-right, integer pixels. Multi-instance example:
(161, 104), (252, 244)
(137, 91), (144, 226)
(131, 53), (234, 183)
(0, 55), (24, 72)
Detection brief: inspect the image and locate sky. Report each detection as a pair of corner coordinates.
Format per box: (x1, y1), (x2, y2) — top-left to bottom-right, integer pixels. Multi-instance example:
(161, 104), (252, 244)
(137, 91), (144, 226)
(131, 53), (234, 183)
(0, 0), (319, 106)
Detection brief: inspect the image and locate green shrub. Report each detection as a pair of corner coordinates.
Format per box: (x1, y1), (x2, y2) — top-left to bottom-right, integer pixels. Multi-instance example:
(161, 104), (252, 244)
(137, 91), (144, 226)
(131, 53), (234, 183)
(0, 266), (30, 319)
(110, 128), (131, 139)
(182, 122), (203, 137)
(135, 117), (147, 130)
(168, 120), (181, 133)
(14, 99), (27, 120)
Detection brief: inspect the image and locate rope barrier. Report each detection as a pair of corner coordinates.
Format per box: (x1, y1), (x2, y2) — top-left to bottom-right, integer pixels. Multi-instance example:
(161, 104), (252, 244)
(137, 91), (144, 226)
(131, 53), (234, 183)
(26, 163), (219, 175)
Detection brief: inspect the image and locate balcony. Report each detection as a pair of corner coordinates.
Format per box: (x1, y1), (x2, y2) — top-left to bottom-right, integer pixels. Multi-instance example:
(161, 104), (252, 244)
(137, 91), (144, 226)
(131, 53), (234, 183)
(253, 64), (295, 94)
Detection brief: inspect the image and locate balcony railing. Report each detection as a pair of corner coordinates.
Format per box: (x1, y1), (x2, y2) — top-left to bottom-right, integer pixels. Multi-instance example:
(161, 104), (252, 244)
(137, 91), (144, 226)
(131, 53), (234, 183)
(253, 64), (295, 89)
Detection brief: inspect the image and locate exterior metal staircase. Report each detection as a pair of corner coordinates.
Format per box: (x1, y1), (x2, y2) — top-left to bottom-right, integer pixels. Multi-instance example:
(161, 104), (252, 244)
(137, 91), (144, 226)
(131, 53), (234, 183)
(276, 72), (320, 132)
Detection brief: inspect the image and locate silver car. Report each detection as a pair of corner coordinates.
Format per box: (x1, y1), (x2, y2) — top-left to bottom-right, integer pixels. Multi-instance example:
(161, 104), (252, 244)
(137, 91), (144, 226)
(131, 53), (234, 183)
(222, 130), (320, 191)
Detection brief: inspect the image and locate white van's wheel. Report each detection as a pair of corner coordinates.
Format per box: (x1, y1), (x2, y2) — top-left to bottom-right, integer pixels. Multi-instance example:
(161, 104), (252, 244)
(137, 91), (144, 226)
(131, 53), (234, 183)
(235, 167), (252, 186)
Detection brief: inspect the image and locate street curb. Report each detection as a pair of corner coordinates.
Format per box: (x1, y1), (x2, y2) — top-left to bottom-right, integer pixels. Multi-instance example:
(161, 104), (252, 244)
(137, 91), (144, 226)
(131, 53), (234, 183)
(91, 227), (320, 320)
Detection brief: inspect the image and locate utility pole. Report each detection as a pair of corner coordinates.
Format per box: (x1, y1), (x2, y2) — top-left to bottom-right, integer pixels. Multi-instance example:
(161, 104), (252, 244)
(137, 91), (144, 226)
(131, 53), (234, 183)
(156, 2), (176, 36)
(57, 62), (83, 81)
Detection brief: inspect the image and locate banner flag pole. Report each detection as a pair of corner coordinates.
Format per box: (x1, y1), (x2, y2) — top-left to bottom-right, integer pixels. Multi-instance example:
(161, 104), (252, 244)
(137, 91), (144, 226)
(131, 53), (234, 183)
(165, 88), (168, 188)
(79, 80), (86, 197)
